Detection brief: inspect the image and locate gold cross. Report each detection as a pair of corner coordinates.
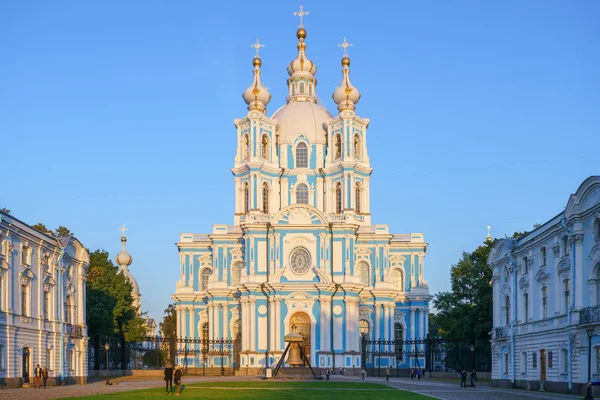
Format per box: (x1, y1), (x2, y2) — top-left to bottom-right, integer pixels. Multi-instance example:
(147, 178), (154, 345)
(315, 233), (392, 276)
(250, 38), (264, 58)
(338, 37), (352, 57)
(293, 5), (309, 27)
(120, 224), (128, 237)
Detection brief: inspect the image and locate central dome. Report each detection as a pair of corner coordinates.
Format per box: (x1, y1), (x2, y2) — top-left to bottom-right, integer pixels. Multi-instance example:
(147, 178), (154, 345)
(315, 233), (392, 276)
(271, 101), (332, 143)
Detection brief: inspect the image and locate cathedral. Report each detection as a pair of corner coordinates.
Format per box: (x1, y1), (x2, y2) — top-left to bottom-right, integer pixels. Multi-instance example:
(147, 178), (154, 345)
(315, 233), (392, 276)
(172, 8), (431, 373)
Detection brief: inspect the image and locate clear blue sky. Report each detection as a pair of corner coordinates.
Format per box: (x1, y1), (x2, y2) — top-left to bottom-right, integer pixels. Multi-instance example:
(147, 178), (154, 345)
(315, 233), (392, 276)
(1, 1), (598, 324)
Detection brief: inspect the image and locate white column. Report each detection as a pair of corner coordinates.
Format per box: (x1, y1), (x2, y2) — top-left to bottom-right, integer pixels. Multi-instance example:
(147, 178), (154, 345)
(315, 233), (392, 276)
(250, 299), (256, 351)
(374, 303), (380, 340)
(275, 297), (281, 351)
(409, 308), (415, 340)
(575, 234), (584, 308)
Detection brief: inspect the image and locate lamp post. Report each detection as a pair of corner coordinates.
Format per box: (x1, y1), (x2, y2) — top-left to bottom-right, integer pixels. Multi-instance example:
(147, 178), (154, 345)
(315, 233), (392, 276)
(104, 343), (110, 386)
(469, 344), (475, 372)
(586, 328), (595, 400)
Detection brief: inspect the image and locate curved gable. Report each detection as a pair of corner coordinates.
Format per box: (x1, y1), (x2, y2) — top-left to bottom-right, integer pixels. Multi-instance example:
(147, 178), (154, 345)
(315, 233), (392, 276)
(565, 176), (600, 219)
(274, 204), (327, 225)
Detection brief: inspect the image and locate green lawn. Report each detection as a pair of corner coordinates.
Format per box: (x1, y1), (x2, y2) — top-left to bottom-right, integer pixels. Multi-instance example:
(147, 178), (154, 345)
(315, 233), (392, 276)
(62, 381), (435, 399)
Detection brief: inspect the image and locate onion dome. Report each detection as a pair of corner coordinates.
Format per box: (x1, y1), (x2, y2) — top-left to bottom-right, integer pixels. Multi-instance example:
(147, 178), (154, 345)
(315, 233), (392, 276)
(242, 39), (271, 113)
(332, 38), (361, 112)
(115, 232), (133, 270)
(286, 6), (317, 103)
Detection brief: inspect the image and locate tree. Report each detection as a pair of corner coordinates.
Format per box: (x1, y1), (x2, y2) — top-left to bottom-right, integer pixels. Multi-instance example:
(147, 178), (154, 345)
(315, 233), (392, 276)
(55, 226), (73, 238)
(32, 223), (55, 236)
(0, 208), (10, 214)
(160, 303), (177, 340)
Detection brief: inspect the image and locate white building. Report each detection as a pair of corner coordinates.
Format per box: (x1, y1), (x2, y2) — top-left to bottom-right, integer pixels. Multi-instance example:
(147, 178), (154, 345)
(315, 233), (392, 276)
(488, 176), (600, 395)
(172, 9), (431, 375)
(0, 211), (89, 387)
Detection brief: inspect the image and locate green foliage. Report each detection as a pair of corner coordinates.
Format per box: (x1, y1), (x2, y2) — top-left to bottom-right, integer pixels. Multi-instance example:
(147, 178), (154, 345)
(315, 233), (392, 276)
(86, 249), (146, 343)
(0, 208), (10, 214)
(512, 231), (528, 239)
(431, 240), (495, 341)
(32, 223), (55, 236)
(160, 303), (177, 340)
(55, 225), (73, 237)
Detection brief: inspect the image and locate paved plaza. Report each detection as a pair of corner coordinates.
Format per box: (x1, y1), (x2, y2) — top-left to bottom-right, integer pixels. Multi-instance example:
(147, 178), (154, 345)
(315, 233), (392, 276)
(0, 375), (586, 399)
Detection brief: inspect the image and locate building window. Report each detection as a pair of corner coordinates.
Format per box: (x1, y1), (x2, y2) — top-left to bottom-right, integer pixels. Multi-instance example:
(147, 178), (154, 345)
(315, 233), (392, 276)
(201, 269), (211, 291)
(564, 279), (571, 314)
(355, 183), (361, 214)
(532, 351), (537, 368)
(596, 347), (600, 374)
(503, 353), (509, 375)
(296, 184), (309, 204)
(308, 84), (313, 96)
(523, 293), (529, 322)
(335, 183), (342, 214)
(44, 290), (50, 320)
(21, 284), (28, 316)
(292, 84), (295, 95)
(359, 319), (369, 339)
(0, 344), (5, 370)
(594, 218), (600, 242)
(65, 295), (73, 324)
(202, 322), (209, 352)
(21, 246), (30, 265)
(334, 134), (342, 160)
(243, 183), (249, 213)
(561, 235), (569, 257)
(542, 287), (548, 318)
(548, 351), (553, 368)
(523, 257), (528, 272)
(296, 142), (308, 168)
(391, 268), (403, 291)
(359, 262), (370, 286)
(299, 82), (305, 95)
(231, 263), (242, 286)
(540, 247), (547, 266)
(504, 295), (510, 326)
(68, 350), (74, 371)
(561, 348), (568, 374)
(354, 134), (361, 159)
(521, 351), (527, 374)
(242, 134), (249, 160)
(394, 323), (403, 358)
(46, 348), (52, 370)
(261, 135), (269, 160)
(262, 183), (269, 214)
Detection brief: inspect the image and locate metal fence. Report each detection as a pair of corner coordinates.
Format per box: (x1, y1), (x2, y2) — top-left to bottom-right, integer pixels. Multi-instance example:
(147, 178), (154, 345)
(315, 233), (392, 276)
(361, 335), (491, 377)
(88, 336), (240, 375)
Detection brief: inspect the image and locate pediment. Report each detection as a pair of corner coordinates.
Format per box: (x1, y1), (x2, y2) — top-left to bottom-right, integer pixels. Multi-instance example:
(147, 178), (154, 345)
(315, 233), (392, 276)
(275, 205), (327, 225)
(518, 275), (529, 289)
(535, 268), (550, 282)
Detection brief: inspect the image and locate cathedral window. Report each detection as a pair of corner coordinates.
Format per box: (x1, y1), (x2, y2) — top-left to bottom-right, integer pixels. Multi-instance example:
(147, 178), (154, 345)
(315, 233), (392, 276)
(561, 235), (569, 257)
(504, 295), (510, 325)
(358, 262), (370, 286)
(21, 245), (30, 266)
(232, 263), (243, 286)
(334, 134), (342, 160)
(354, 134), (361, 159)
(261, 135), (269, 160)
(44, 290), (50, 320)
(541, 286), (548, 318)
(241, 134), (249, 160)
(308, 84), (313, 96)
(296, 184), (309, 205)
(563, 279), (570, 314)
(243, 183), (249, 213)
(359, 319), (370, 340)
(21, 284), (28, 317)
(394, 323), (403, 359)
(300, 82), (305, 94)
(201, 269), (211, 291)
(540, 247), (547, 266)
(292, 84), (296, 95)
(391, 268), (403, 291)
(296, 142), (308, 168)
(262, 183), (270, 214)
(355, 182), (362, 214)
(201, 322), (209, 351)
(335, 183), (342, 214)
(594, 218), (600, 242)
(64, 295), (74, 324)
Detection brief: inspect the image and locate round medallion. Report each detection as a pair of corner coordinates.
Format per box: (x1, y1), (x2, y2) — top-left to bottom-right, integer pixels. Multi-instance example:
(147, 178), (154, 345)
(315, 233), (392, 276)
(289, 247), (311, 275)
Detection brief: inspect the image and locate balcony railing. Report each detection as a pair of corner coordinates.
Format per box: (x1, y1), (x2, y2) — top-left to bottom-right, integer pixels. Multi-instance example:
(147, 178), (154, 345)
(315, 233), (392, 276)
(65, 323), (83, 337)
(494, 326), (508, 339)
(580, 305), (600, 324)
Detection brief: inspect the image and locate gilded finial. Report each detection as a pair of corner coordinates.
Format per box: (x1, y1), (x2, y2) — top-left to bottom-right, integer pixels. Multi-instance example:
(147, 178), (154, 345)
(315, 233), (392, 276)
(120, 224), (128, 238)
(293, 5), (309, 28)
(486, 225), (492, 242)
(338, 37), (352, 57)
(250, 38), (264, 58)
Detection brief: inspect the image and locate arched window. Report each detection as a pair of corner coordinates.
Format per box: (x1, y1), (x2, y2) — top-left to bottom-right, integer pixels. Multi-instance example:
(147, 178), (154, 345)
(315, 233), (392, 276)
(300, 82), (305, 94)
(64, 295), (73, 324)
(243, 183), (249, 213)
(358, 262), (370, 286)
(308, 84), (313, 96)
(201, 269), (211, 291)
(261, 135), (269, 160)
(262, 183), (269, 214)
(391, 268), (403, 291)
(563, 279), (570, 313)
(354, 134), (361, 159)
(335, 183), (342, 214)
(241, 134), (249, 160)
(296, 184), (309, 204)
(355, 182), (361, 214)
(504, 295), (510, 326)
(334, 134), (342, 160)
(292, 84), (296, 95)
(296, 142), (308, 168)
(232, 262), (243, 286)
(541, 287), (548, 318)
(359, 319), (370, 339)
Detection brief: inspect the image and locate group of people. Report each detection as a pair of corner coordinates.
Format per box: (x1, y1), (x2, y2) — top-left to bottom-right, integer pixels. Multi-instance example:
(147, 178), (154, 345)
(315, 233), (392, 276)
(163, 363), (183, 395)
(32, 365), (50, 389)
(409, 368), (422, 380)
(459, 369), (478, 388)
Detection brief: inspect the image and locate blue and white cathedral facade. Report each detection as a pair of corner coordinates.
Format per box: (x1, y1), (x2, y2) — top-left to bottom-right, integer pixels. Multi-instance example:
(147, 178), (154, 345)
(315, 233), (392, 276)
(172, 16), (431, 373)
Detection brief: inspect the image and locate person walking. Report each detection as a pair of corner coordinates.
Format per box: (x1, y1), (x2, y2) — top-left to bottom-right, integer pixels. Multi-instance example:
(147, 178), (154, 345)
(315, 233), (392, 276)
(42, 367), (49, 389)
(410, 368), (415, 380)
(460, 369), (467, 388)
(34, 364), (42, 389)
(417, 368), (422, 380)
(361, 367), (365, 380)
(174, 365), (182, 396)
(164, 363), (173, 394)
(470, 369), (477, 388)
(385, 367), (390, 382)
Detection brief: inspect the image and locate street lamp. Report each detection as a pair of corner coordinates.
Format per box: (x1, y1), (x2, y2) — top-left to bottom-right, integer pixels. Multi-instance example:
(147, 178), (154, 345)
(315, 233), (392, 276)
(469, 344), (475, 372)
(586, 328), (595, 400)
(104, 343), (110, 386)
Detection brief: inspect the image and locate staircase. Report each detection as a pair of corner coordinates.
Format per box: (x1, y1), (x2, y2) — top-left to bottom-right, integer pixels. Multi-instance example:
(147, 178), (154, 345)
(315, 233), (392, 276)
(528, 380), (543, 391)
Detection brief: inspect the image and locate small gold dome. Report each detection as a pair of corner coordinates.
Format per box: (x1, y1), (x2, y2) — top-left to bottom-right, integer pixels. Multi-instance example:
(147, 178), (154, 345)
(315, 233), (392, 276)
(296, 27), (307, 40)
(253, 56), (262, 67)
(341, 56), (350, 67)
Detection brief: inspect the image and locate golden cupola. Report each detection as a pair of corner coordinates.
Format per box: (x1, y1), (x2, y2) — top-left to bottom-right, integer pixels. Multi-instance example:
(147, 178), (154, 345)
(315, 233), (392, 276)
(332, 38), (361, 112)
(286, 6), (317, 103)
(242, 39), (271, 113)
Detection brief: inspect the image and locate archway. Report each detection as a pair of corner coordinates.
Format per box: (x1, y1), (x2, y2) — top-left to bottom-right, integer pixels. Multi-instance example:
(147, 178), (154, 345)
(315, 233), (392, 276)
(22, 347), (31, 382)
(540, 349), (547, 381)
(290, 312), (311, 366)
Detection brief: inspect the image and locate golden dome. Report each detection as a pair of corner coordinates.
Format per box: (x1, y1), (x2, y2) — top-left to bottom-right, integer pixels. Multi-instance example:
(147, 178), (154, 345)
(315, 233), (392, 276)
(341, 56), (350, 67)
(296, 27), (306, 40)
(253, 56), (262, 67)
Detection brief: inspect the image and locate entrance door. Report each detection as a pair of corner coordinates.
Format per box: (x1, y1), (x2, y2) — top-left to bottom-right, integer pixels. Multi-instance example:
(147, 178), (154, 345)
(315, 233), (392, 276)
(290, 312), (311, 366)
(540, 349), (547, 381)
(22, 347), (31, 383)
